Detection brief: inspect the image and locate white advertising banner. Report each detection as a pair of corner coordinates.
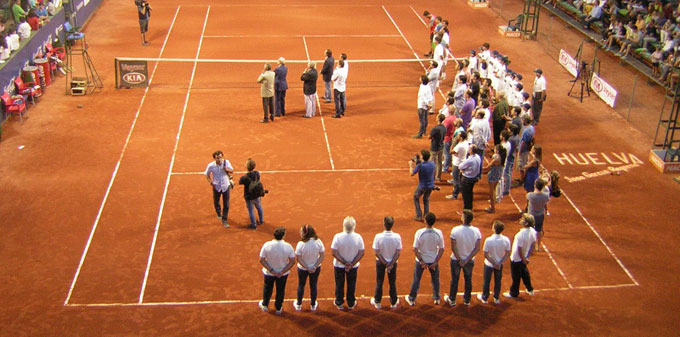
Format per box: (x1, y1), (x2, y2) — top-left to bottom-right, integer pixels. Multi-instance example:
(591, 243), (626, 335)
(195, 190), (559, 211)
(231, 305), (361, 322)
(559, 49), (578, 78)
(590, 73), (617, 108)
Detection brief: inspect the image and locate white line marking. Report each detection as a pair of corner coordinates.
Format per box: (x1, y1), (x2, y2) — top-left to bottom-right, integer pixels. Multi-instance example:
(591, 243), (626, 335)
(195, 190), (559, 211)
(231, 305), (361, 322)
(138, 6), (212, 304)
(113, 57), (438, 64)
(562, 191), (639, 285)
(62, 6), (182, 307)
(303, 36), (335, 170)
(508, 193), (573, 289)
(204, 34), (401, 38)
(408, 5), (427, 25)
(302, 36), (310, 61)
(171, 168), (405, 175)
(65, 283), (638, 307)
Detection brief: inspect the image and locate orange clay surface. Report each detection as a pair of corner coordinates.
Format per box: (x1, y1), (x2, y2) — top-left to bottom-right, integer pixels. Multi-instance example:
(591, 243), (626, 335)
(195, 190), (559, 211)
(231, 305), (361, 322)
(0, 0), (678, 336)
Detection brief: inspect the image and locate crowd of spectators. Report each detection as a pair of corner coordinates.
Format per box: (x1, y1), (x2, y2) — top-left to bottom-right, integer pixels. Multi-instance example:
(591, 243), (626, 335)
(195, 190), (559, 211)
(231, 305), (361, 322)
(549, 0), (680, 88)
(0, 0), (60, 62)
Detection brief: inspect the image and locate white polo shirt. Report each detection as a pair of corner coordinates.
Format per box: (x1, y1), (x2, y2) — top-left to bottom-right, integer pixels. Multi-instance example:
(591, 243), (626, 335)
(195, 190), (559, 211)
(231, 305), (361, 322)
(260, 239), (295, 276)
(205, 160), (233, 193)
(331, 231), (365, 268)
(413, 227), (445, 264)
(510, 228), (537, 262)
(295, 238), (325, 270)
(418, 83), (434, 109)
(483, 234), (511, 267)
(331, 65), (347, 92)
(533, 75), (546, 94)
(449, 225), (482, 261)
(452, 140), (470, 167)
(372, 231), (403, 263)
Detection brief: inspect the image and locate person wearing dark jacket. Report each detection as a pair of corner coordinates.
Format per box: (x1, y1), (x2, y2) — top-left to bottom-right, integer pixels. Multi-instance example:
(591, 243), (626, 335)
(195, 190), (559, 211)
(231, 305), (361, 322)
(274, 57), (288, 117)
(320, 49), (334, 103)
(301, 62), (318, 118)
(238, 158), (264, 229)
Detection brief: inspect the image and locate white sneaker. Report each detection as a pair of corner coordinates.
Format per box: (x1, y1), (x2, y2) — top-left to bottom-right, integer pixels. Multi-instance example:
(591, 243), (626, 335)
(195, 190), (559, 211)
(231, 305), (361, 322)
(503, 291), (518, 299)
(348, 302), (357, 310)
(310, 302), (318, 311)
(493, 297), (500, 304)
(258, 300), (268, 312)
(433, 298), (440, 305)
(293, 301), (302, 311)
(404, 295), (415, 306)
(275, 309), (282, 315)
(525, 289), (534, 296)
(443, 295), (456, 307)
(390, 299), (400, 309)
(370, 298), (381, 309)
(334, 302), (344, 310)
(476, 293), (488, 304)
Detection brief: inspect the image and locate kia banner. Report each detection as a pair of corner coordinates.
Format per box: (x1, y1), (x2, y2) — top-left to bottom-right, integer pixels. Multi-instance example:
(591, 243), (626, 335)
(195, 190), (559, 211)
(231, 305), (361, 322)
(116, 59), (149, 88)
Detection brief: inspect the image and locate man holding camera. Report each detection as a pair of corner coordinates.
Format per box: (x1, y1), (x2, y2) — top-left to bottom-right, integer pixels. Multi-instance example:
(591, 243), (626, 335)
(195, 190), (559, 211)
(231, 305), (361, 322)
(135, 0), (152, 46)
(410, 149), (436, 222)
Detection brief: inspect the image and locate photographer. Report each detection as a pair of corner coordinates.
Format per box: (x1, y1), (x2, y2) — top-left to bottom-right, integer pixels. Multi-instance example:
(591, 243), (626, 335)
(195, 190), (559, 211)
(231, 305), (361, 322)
(136, 0), (152, 46)
(410, 149), (436, 222)
(238, 158), (265, 230)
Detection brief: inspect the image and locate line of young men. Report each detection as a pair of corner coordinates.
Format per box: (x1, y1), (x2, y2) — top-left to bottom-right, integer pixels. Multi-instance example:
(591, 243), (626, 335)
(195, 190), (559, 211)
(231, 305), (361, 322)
(256, 211), (538, 314)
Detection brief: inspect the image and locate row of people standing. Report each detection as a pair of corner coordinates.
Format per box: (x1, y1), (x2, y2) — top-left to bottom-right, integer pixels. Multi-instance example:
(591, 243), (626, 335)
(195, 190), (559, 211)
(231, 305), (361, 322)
(256, 50), (349, 123)
(257, 212), (540, 314)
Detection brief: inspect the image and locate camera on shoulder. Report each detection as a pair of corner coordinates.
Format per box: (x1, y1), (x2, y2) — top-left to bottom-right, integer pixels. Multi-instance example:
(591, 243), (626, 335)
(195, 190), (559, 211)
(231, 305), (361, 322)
(411, 154), (422, 164)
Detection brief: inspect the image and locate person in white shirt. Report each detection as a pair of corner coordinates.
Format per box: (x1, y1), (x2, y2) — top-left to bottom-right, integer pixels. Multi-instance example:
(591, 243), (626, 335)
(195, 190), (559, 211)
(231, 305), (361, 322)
(478, 220), (511, 304)
(405, 212), (445, 306)
(532, 68), (546, 124)
(370, 216), (402, 309)
(504, 214), (537, 299)
(294, 225), (325, 312)
(444, 209), (481, 307)
(331, 59), (347, 118)
(426, 60), (440, 113)
(433, 35), (446, 80)
(340, 53), (348, 109)
(468, 50), (479, 73)
(469, 109), (491, 157)
(17, 18), (31, 40)
(258, 227), (296, 314)
(479, 42), (491, 62)
(204, 150), (233, 228)
(446, 130), (469, 200)
(414, 74), (434, 138)
(331, 216), (365, 310)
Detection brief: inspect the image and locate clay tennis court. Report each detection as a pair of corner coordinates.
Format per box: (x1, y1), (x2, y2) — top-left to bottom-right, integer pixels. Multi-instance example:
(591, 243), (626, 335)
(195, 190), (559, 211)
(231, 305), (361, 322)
(1, 0), (678, 335)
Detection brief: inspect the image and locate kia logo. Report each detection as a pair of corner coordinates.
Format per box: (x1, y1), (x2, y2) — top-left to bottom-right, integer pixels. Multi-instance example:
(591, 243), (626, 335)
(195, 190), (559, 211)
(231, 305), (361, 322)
(123, 72), (146, 84)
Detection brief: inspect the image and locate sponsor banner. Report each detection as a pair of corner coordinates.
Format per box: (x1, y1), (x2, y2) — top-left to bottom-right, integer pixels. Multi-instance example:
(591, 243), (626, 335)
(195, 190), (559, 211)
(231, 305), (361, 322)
(590, 73), (617, 108)
(559, 49), (578, 78)
(117, 60), (149, 88)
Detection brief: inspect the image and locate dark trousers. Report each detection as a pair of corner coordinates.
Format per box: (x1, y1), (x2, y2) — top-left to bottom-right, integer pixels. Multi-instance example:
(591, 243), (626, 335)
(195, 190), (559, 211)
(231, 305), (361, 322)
(262, 96), (274, 121)
(509, 261), (533, 297)
(532, 94), (543, 124)
(417, 108), (428, 137)
(212, 187), (230, 221)
(334, 267), (358, 306)
(493, 119), (506, 145)
(374, 260), (398, 305)
(297, 267), (321, 305)
(408, 261), (440, 301)
(263, 274), (288, 310)
(461, 176), (476, 210)
(334, 89), (346, 116)
(450, 259), (475, 304)
(275, 90), (286, 116)
(481, 264), (503, 301)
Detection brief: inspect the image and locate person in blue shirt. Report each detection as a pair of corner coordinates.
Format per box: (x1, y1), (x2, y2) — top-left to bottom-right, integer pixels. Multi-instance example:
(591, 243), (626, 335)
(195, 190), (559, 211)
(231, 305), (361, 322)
(410, 149), (436, 222)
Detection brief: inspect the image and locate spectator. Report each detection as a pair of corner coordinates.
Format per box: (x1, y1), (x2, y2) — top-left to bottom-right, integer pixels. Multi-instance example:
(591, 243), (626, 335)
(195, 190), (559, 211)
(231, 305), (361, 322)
(331, 59), (346, 118)
(17, 17), (30, 39)
(204, 150), (233, 228)
(531, 69), (546, 125)
(414, 74), (433, 138)
(26, 10), (40, 30)
(294, 225), (324, 312)
(371, 216), (402, 309)
(405, 212), (445, 306)
(459, 144), (482, 211)
(274, 57), (288, 117)
(522, 145), (542, 195)
(460, 89), (475, 129)
(503, 214), (537, 300)
(442, 106), (458, 174)
(300, 62), (318, 118)
(429, 114), (447, 182)
(517, 115), (535, 184)
(422, 10), (437, 57)
(478, 220), (511, 304)
(617, 22), (643, 59)
(331, 216), (365, 311)
(257, 62), (275, 123)
(483, 144), (506, 213)
(446, 130), (469, 200)
(426, 60), (440, 113)
(320, 49), (334, 103)
(410, 149), (435, 222)
(527, 178), (550, 252)
(444, 209), (481, 307)
(258, 227), (296, 314)
(582, 1), (604, 30)
(237, 158), (264, 229)
(12, 0), (27, 23)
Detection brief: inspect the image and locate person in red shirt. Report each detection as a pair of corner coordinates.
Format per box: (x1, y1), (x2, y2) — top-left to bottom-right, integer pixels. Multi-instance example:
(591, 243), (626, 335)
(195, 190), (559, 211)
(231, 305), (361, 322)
(442, 106), (458, 174)
(26, 11), (41, 31)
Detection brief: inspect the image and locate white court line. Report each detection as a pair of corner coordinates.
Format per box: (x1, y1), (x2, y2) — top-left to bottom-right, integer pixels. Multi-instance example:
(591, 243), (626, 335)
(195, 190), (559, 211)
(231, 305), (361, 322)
(138, 6), (212, 304)
(302, 36), (335, 170)
(64, 283), (638, 307)
(508, 193), (573, 289)
(205, 34), (401, 38)
(171, 168), (405, 175)
(62, 6), (182, 307)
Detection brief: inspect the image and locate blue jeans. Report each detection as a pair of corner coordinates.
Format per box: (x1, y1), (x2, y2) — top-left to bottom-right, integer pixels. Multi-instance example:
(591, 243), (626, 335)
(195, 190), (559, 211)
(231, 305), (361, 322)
(413, 187), (432, 218)
(245, 197), (263, 227)
(212, 187), (230, 221)
(297, 267), (321, 305)
(375, 260), (398, 305)
(408, 261), (440, 301)
(451, 165), (461, 197)
(334, 89), (346, 116)
(263, 274), (288, 311)
(450, 259), (475, 303)
(324, 81), (332, 100)
(417, 108), (428, 137)
(443, 141), (452, 172)
(482, 264), (503, 301)
(334, 267), (358, 307)
(502, 159), (515, 196)
(275, 89), (286, 116)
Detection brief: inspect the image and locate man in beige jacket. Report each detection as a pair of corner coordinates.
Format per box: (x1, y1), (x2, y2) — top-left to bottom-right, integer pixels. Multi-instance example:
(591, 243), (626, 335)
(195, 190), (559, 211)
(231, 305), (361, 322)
(258, 63), (275, 123)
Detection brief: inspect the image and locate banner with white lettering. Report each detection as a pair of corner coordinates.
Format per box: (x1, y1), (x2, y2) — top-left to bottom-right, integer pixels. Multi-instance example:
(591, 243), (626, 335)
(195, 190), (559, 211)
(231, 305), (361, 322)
(559, 49), (578, 78)
(116, 59), (149, 88)
(590, 73), (617, 108)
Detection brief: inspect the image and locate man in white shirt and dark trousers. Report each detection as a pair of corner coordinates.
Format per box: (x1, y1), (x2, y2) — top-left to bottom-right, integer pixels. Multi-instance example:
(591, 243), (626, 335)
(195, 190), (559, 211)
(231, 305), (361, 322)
(444, 209), (481, 307)
(331, 59), (347, 118)
(204, 150), (233, 228)
(504, 214), (537, 299)
(459, 144), (482, 211)
(258, 227), (296, 314)
(532, 69), (546, 125)
(478, 220), (511, 304)
(414, 74), (434, 138)
(371, 216), (402, 309)
(405, 212), (445, 306)
(331, 216), (365, 310)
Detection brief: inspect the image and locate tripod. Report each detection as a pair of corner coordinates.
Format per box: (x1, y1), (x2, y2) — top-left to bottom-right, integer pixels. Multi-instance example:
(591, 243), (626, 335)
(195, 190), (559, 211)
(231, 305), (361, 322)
(568, 61), (591, 102)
